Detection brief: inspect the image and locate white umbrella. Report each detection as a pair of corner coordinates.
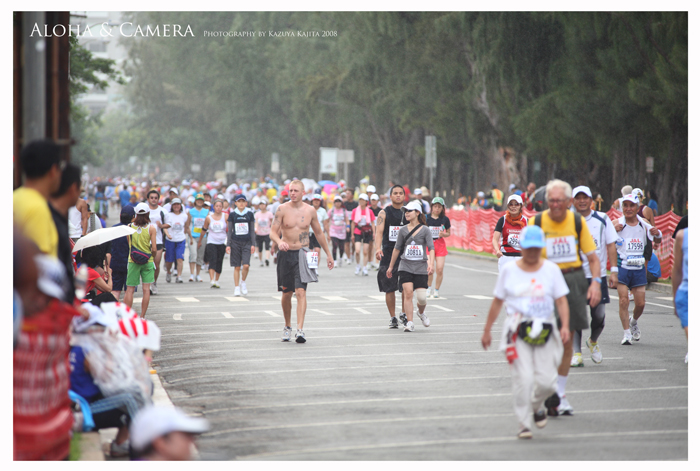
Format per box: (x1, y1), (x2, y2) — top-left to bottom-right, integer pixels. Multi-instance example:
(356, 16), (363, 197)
(301, 178), (317, 191)
(72, 226), (136, 252)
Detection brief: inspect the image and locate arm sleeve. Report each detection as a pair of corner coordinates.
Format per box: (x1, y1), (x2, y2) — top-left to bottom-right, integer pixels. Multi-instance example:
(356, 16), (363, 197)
(226, 214), (234, 247)
(249, 214), (256, 246)
(494, 216), (504, 233)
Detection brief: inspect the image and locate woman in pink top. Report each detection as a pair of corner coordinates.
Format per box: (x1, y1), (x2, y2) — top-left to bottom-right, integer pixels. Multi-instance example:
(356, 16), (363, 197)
(328, 195), (349, 267)
(254, 199), (274, 267)
(351, 193), (376, 276)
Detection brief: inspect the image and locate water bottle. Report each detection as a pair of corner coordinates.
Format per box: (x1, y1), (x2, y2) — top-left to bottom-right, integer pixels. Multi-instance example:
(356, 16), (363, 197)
(75, 264), (88, 300)
(616, 237), (624, 248)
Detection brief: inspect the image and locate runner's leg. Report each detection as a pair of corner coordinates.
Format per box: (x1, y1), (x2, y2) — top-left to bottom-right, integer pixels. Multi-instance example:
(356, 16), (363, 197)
(403, 283), (414, 323)
(435, 257), (445, 290)
(296, 288), (307, 330)
(631, 286), (645, 321)
(617, 284), (630, 329)
(281, 291), (293, 327)
(141, 283), (151, 317)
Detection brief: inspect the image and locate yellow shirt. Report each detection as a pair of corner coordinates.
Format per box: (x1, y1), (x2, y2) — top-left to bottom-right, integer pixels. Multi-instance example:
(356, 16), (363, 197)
(528, 210), (596, 270)
(266, 188), (277, 201)
(13, 187), (59, 258)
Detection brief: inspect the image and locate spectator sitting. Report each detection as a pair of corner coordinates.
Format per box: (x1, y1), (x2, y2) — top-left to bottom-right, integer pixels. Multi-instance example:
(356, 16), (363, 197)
(647, 252), (661, 284)
(130, 406), (209, 461)
(76, 245), (113, 300)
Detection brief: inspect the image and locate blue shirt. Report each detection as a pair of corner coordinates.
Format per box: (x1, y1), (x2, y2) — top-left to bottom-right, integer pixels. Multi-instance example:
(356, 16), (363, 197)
(647, 199), (658, 214)
(110, 222), (130, 272)
(647, 253), (661, 278)
(119, 190), (131, 207)
(189, 207), (209, 239)
(69, 345), (101, 401)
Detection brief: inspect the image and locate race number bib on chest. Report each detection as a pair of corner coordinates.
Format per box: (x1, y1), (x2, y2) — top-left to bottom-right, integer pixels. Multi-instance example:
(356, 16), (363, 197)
(360, 216), (367, 226)
(235, 222), (249, 235)
(625, 238), (644, 254)
(429, 226), (441, 239)
(211, 221), (225, 233)
(507, 231), (521, 248)
(546, 236), (577, 263)
(258, 219), (268, 227)
(193, 217), (205, 233)
(173, 222), (183, 232)
(306, 251), (319, 269)
(389, 226), (401, 242)
(333, 214), (344, 226)
(404, 242), (424, 261)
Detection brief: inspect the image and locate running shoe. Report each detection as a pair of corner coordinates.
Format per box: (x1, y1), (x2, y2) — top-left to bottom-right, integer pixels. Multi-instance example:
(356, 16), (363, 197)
(211, 281), (220, 289)
(203, 263), (209, 271)
(630, 317), (641, 341)
(282, 326), (292, 342)
(399, 312), (408, 326)
(241, 281), (248, 295)
(517, 428), (533, 439)
(265, 259), (270, 266)
(362, 266), (369, 276)
(234, 286), (241, 297)
(416, 308), (430, 327)
(355, 265), (361, 275)
(545, 392), (560, 417)
(295, 329), (306, 343)
(260, 261), (264, 267)
(570, 352), (584, 367)
(196, 275), (203, 282)
(389, 316), (399, 329)
(150, 282), (158, 295)
(427, 287), (434, 298)
(254, 252), (259, 259)
(534, 410), (547, 428)
(621, 333), (633, 345)
(586, 337), (602, 364)
(189, 275), (195, 282)
(166, 272), (172, 283)
(176, 276), (184, 283)
(404, 321), (415, 332)
(558, 396), (574, 416)
(433, 290), (440, 299)
(338, 258), (343, 268)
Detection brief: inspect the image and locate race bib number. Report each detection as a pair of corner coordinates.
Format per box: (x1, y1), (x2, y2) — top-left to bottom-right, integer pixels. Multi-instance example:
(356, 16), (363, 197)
(258, 219), (268, 228)
(193, 217), (205, 233)
(306, 251), (319, 269)
(360, 216), (367, 226)
(172, 223), (183, 232)
(625, 238), (644, 255)
(430, 226), (441, 239)
(507, 231), (520, 248)
(333, 214), (344, 226)
(389, 226), (400, 242)
(235, 222), (249, 235)
(404, 243), (424, 261)
(211, 221), (225, 233)
(546, 236), (577, 263)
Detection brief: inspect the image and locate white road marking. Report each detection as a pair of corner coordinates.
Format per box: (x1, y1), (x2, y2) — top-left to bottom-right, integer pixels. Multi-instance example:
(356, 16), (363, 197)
(645, 301), (674, 309)
(173, 314), (182, 320)
(265, 310), (282, 317)
(224, 297), (249, 302)
(132, 298), (142, 304)
(203, 385), (687, 414)
(608, 294), (673, 309)
(656, 296), (674, 301)
(176, 297), (200, 302)
(321, 296), (348, 301)
(368, 295), (386, 300)
(206, 406), (688, 437)
(221, 312), (234, 318)
(446, 263), (498, 275)
(432, 305), (454, 312)
(312, 309), (334, 316)
(464, 295), (493, 300)
(354, 308), (371, 314)
(236, 429), (688, 459)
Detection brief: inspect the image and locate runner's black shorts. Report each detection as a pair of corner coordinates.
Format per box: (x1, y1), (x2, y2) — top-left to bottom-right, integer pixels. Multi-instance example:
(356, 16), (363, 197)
(309, 233), (320, 249)
(397, 270), (429, 292)
(205, 243), (226, 274)
(229, 238), (252, 267)
(377, 246), (399, 293)
(277, 249), (308, 293)
(353, 231), (372, 244)
(257, 234), (271, 252)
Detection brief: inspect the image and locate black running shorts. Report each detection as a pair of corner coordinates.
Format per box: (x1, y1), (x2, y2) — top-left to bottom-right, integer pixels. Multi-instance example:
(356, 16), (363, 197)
(309, 233), (320, 250)
(277, 249), (307, 293)
(397, 271), (429, 292)
(377, 246), (399, 293)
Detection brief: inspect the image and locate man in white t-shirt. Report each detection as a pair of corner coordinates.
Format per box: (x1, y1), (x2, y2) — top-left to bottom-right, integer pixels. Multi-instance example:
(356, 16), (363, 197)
(570, 186), (619, 366)
(146, 189), (168, 295)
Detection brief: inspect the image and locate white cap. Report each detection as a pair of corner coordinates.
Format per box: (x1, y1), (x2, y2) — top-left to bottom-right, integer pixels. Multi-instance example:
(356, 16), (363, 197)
(302, 194), (310, 201)
(477, 191), (485, 198)
(72, 303), (118, 333)
(413, 188), (422, 195)
(622, 194), (639, 205)
(403, 200), (423, 212)
(135, 202), (149, 215)
(334, 195), (343, 202)
(35, 254), (66, 299)
(508, 183), (516, 192)
(130, 406), (209, 452)
(272, 195), (279, 201)
(507, 194), (523, 205)
(170, 198), (182, 205)
(632, 188), (645, 201)
(182, 180), (191, 185)
(360, 177), (369, 184)
(204, 201), (211, 207)
(370, 193), (379, 201)
(187, 195), (195, 203)
(251, 196), (261, 205)
(366, 185), (376, 193)
(169, 188), (179, 195)
(359, 193), (369, 201)
(572, 186), (592, 198)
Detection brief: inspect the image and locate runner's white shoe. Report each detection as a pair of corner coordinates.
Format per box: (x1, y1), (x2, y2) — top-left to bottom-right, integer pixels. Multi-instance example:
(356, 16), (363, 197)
(241, 281), (248, 295)
(166, 272), (172, 283)
(621, 333), (633, 345)
(176, 276), (183, 283)
(282, 326), (292, 342)
(433, 290), (439, 299)
(416, 309), (430, 327)
(189, 274), (195, 282)
(558, 396), (574, 416)
(630, 317), (641, 341)
(196, 275), (203, 282)
(150, 282), (158, 295)
(570, 352), (584, 367)
(234, 286), (241, 296)
(586, 337), (603, 363)
(295, 329), (306, 343)
(362, 266), (369, 276)
(404, 321), (415, 332)
(355, 265), (361, 275)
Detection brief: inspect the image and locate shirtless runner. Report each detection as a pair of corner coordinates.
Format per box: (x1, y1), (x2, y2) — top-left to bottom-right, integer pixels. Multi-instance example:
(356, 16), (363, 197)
(270, 180), (334, 343)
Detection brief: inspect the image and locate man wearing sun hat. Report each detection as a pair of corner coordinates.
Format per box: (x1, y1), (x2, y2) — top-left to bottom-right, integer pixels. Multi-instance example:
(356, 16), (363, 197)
(130, 406), (209, 460)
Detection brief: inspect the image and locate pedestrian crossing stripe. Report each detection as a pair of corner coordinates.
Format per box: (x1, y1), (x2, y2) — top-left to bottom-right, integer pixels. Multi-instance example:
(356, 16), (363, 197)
(225, 297), (250, 302)
(321, 296), (348, 301)
(176, 297), (200, 302)
(464, 295), (492, 300)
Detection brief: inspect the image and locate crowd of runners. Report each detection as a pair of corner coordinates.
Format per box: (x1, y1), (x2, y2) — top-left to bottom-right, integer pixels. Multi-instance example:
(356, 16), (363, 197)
(13, 140), (688, 459)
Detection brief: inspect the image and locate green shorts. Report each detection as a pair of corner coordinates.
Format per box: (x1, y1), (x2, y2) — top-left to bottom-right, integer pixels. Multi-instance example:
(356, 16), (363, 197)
(126, 261), (155, 287)
(554, 269), (589, 332)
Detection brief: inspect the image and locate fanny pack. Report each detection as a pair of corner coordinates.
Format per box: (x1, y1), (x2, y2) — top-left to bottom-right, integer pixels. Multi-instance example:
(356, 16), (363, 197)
(517, 320), (553, 346)
(130, 246), (151, 265)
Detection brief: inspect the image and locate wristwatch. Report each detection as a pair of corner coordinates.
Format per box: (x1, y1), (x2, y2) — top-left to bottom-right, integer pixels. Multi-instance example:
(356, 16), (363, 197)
(593, 277), (602, 284)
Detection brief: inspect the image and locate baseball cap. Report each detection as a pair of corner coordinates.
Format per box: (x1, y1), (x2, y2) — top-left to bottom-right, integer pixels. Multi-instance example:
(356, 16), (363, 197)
(366, 185), (376, 193)
(572, 186), (592, 198)
(622, 194), (639, 205)
(187, 195), (195, 203)
(359, 193), (369, 201)
(281, 190), (288, 196)
(251, 196), (261, 205)
(334, 195), (343, 202)
(632, 188), (645, 201)
(195, 193), (205, 201)
(130, 406), (210, 452)
(120, 205), (135, 218)
(431, 196), (445, 206)
(312, 194), (322, 200)
(413, 188), (422, 195)
(477, 191), (485, 198)
(370, 194), (379, 201)
(519, 225), (547, 249)
(35, 254), (66, 299)
(182, 180), (191, 185)
(507, 194), (523, 205)
(234, 194), (247, 202)
(403, 200), (423, 212)
(135, 202), (149, 215)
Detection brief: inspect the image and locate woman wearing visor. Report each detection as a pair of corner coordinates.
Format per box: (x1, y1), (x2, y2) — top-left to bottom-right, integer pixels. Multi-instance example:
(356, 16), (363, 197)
(493, 194), (528, 272)
(482, 225), (570, 439)
(386, 200), (435, 332)
(426, 197), (451, 298)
